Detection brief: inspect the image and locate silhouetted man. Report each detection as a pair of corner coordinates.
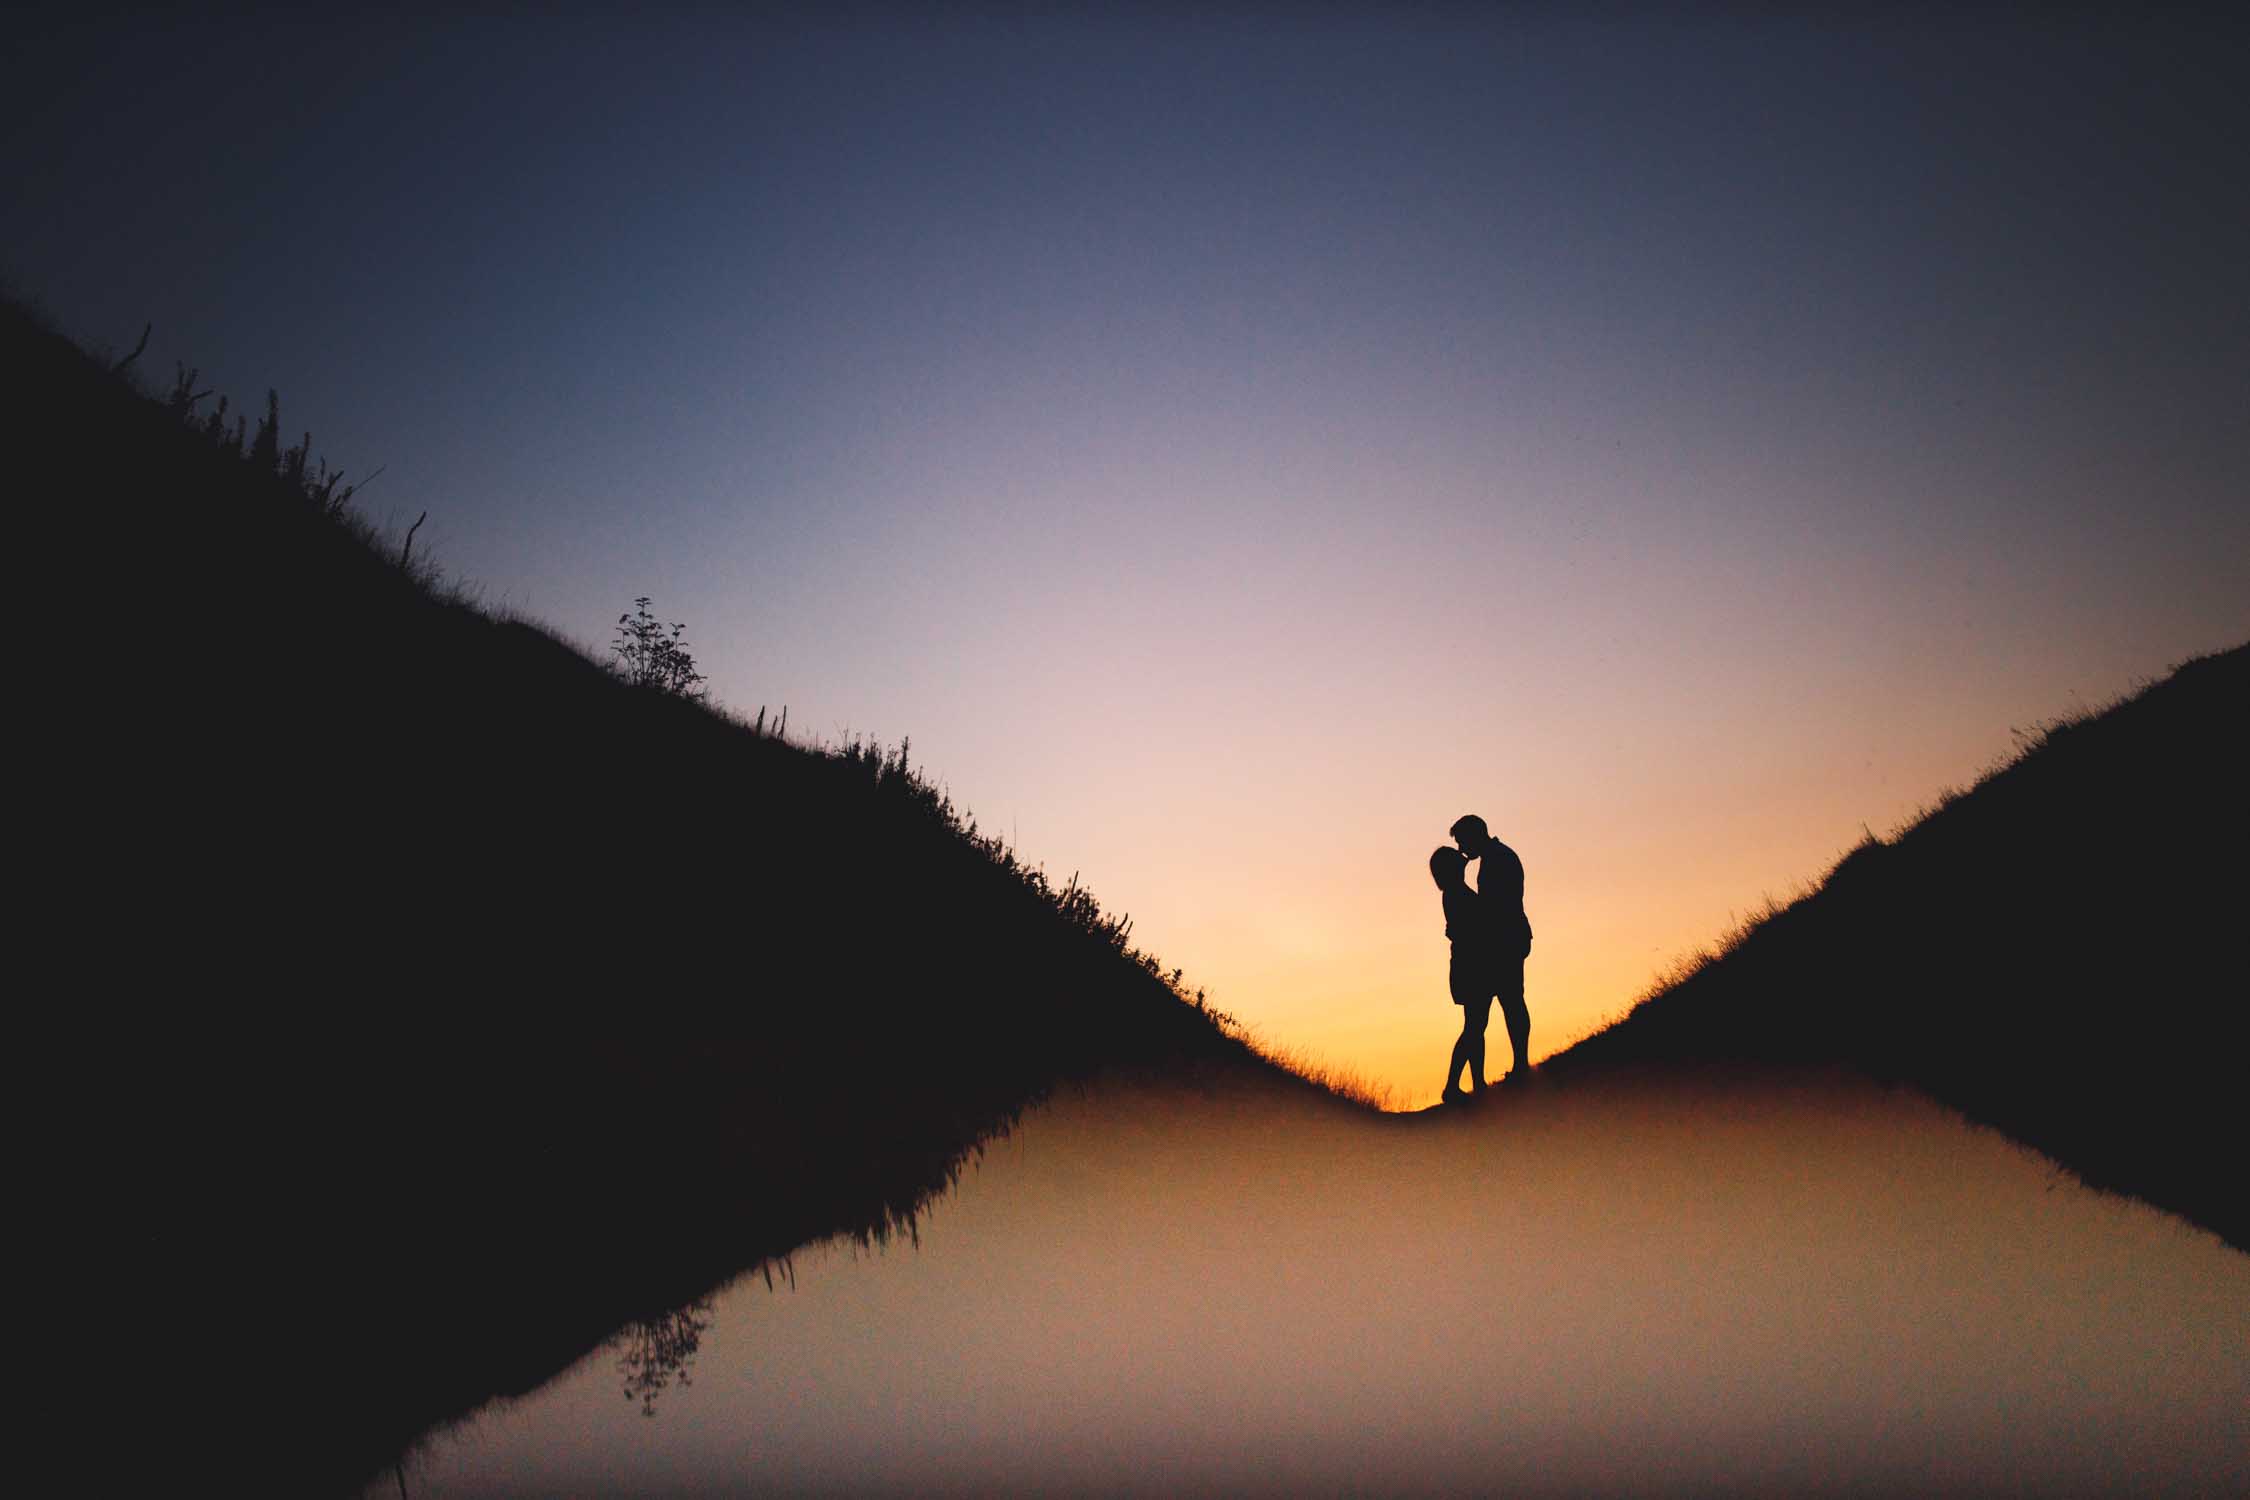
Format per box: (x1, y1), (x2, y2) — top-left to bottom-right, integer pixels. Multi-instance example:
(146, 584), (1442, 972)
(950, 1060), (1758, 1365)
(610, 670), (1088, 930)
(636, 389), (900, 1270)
(1452, 813), (1533, 1084)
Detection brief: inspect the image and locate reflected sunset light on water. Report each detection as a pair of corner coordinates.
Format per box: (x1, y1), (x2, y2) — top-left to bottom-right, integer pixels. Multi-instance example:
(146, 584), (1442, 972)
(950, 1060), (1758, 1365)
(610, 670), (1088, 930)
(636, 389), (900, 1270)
(415, 1073), (2250, 1497)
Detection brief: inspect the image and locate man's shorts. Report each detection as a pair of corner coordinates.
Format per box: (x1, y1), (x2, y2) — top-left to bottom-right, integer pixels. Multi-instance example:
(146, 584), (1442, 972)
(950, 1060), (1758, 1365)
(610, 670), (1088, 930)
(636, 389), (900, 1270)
(1450, 947), (1524, 1005)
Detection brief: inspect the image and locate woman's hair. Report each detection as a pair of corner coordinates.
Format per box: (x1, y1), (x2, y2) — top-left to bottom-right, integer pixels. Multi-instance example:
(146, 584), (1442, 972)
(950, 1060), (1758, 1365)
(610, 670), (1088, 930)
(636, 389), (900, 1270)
(1429, 846), (1468, 890)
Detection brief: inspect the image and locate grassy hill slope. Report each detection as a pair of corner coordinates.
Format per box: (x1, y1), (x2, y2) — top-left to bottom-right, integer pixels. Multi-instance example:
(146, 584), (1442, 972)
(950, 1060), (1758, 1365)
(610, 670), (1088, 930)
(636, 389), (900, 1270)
(1546, 641), (2249, 1250)
(9, 297), (1345, 1494)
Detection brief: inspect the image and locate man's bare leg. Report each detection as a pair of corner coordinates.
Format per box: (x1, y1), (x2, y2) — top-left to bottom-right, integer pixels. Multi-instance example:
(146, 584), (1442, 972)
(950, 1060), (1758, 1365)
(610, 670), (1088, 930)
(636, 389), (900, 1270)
(1500, 992), (1530, 1080)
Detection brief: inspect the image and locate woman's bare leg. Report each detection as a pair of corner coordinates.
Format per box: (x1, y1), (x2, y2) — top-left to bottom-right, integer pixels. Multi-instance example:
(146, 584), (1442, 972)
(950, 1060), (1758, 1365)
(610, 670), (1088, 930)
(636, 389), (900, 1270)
(1452, 999), (1492, 1094)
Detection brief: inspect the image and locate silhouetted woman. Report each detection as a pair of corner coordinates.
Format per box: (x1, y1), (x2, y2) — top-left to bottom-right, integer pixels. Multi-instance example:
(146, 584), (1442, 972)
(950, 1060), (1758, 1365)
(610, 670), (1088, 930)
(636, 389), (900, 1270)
(1430, 847), (1492, 1102)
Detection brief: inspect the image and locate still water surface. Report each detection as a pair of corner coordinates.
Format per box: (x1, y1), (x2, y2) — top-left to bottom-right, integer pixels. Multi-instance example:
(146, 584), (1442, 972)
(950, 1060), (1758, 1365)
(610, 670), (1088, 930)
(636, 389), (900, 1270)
(409, 1071), (2249, 1496)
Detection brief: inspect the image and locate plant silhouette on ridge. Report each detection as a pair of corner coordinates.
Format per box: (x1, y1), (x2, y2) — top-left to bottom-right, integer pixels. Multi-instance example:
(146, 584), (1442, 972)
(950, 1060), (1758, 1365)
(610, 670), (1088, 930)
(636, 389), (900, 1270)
(611, 596), (707, 700)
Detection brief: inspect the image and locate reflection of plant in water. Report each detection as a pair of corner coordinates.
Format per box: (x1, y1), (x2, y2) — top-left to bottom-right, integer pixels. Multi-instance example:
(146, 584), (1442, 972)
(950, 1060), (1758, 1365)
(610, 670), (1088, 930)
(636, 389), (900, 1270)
(616, 1299), (714, 1416)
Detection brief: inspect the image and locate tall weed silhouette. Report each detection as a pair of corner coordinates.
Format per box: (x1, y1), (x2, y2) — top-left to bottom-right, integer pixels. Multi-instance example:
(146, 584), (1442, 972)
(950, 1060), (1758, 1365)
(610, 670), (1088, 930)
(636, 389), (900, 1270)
(610, 596), (707, 699)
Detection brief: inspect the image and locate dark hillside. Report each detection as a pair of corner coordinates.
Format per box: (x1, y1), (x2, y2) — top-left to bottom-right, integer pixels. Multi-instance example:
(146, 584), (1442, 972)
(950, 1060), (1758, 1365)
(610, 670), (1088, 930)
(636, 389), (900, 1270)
(8, 298), (1319, 1495)
(1548, 642), (2249, 1250)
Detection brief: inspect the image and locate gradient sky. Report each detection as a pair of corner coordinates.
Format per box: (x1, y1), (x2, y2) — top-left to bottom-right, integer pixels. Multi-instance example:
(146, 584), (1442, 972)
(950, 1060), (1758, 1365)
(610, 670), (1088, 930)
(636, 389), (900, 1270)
(11, 8), (2247, 1102)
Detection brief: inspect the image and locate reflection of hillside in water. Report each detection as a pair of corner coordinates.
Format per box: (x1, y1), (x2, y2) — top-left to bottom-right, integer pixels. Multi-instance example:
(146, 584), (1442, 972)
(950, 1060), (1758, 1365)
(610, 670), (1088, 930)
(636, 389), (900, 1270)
(417, 1070), (2250, 1498)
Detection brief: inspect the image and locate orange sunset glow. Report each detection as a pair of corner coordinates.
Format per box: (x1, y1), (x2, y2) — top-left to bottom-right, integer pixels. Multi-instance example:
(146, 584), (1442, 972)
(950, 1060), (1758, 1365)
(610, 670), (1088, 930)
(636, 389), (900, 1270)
(894, 590), (2223, 1107)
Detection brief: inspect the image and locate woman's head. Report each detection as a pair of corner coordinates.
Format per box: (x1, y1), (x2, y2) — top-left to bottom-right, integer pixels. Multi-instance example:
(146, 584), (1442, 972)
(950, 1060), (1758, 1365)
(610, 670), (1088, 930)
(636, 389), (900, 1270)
(1429, 846), (1468, 892)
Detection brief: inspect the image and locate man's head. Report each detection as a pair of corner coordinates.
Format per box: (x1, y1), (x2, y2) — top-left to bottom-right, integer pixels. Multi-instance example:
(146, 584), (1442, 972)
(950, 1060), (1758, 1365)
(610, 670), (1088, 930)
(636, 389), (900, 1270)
(1428, 846), (1469, 892)
(1449, 813), (1491, 858)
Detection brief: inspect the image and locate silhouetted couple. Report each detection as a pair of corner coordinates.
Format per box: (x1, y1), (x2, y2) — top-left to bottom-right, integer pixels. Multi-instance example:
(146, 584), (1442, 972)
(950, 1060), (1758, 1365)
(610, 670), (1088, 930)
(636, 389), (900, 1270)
(1430, 814), (1532, 1102)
